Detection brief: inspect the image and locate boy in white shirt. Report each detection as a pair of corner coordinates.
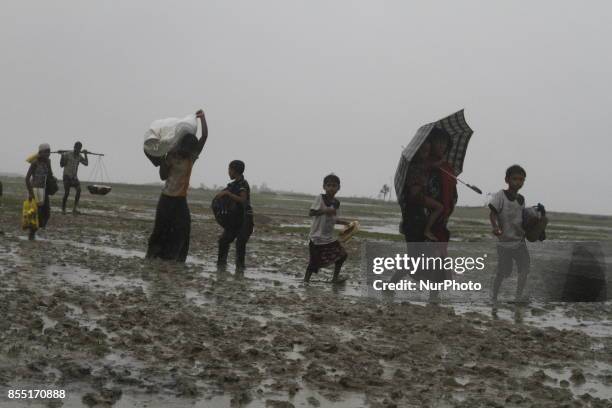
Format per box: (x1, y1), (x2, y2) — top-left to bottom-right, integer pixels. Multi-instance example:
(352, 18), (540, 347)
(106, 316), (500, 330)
(489, 165), (530, 303)
(305, 174), (352, 283)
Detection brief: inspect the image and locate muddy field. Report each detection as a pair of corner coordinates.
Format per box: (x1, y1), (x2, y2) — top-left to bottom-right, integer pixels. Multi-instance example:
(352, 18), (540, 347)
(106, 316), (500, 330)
(0, 176), (611, 407)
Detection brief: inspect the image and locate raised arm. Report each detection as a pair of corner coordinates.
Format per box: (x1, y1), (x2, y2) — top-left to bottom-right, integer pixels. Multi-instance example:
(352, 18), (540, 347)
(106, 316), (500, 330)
(80, 151), (89, 166)
(195, 109), (208, 154)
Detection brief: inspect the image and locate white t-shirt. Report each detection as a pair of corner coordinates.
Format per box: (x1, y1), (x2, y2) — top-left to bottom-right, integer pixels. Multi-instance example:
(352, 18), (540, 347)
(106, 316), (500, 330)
(489, 189), (525, 248)
(308, 194), (339, 245)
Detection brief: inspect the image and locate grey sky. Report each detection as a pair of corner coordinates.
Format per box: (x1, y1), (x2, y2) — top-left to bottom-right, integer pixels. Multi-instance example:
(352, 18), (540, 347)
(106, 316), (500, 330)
(1, 1), (610, 215)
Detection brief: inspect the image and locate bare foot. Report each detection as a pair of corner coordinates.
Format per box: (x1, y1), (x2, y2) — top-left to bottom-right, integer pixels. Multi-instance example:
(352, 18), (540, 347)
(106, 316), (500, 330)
(304, 270), (313, 283)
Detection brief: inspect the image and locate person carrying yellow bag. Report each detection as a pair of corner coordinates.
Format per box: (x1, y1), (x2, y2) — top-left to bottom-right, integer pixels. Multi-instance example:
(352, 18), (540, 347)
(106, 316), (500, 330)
(25, 143), (54, 240)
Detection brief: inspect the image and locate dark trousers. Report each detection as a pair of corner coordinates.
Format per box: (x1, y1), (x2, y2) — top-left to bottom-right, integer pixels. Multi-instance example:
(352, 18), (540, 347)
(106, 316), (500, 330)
(38, 194), (51, 228)
(496, 242), (531, 278)
(304, 241), (347, 282)
(492, 242), (530, 300)
(217, 215), (254, 269)
(62, 176), (81, 211)
(146, 195), (191, 262)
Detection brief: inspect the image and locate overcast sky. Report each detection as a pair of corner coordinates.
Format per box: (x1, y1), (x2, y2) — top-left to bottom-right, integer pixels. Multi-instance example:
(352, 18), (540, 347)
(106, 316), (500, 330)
(1, 1), (610, 215)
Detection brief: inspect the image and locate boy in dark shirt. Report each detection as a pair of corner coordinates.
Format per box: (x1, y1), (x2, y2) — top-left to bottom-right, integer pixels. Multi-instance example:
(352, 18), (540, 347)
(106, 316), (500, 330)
(215, 160), (254, 274)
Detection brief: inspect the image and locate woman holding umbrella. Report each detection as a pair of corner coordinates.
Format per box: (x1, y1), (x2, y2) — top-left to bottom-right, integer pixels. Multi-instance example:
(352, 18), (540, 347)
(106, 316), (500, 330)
(394, 110), (474, 301)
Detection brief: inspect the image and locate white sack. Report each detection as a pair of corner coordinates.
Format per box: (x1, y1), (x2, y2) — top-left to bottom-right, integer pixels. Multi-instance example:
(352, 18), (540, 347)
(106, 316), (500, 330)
(143, 114), (198, 157)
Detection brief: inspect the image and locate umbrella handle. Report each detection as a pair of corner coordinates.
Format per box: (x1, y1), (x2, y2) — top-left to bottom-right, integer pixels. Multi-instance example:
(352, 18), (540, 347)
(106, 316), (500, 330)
(438, 167), (483, 195)
(466, 184), (483, 194)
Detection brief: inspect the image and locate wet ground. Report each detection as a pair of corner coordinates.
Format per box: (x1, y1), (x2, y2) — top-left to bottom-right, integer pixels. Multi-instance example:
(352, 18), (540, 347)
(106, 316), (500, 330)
(0, 177), (611, 407)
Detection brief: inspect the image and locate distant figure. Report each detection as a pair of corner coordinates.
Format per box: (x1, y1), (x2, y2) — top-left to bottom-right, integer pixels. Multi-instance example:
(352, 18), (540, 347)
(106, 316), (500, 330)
(489, 165), (530, 303)
(146, 109), (208, 262)
(215, 160), (254, 274)
(304, 174), (351, 283)
(25, 143), (54, 240)
(60, 141), (88, 215)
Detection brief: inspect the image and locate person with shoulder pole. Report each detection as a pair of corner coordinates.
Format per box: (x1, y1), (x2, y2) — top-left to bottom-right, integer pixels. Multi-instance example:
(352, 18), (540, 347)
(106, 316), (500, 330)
(60, 141), (88, 215)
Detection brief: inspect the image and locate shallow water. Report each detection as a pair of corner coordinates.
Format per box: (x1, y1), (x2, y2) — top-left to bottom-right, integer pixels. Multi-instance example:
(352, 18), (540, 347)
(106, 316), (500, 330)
(454, 302), (612, 338)
(46, 264), (151, 295)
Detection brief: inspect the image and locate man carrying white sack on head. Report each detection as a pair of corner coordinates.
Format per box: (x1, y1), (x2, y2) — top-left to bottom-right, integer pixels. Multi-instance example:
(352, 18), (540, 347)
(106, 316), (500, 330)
(145, 109), (208, 263)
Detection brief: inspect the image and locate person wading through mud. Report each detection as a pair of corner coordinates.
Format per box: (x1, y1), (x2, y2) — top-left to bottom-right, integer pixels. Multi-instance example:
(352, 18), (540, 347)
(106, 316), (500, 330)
(215, 160), (254, 275)
(396, 142), (431, 299)
(396, 128), (458, 303)
(146, 109), (208, 262)
(304, 174), (351, 284)
(60, 141), (88, 215)
(25, 143), (55, 241)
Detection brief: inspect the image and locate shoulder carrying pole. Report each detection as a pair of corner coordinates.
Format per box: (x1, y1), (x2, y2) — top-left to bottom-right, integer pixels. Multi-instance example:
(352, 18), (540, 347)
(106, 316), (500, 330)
(52, 150), (104, 156)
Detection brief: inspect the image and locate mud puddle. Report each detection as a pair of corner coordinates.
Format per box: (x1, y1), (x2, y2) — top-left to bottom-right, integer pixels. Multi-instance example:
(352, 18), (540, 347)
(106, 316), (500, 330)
(454, 302), (612, 338)
(46, 264), (150, 295)
(513, 361), (612, 400)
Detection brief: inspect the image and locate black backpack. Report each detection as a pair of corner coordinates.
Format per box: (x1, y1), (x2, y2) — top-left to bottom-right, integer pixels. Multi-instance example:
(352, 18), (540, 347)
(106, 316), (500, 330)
(46, 175), (59, 196)
(211, 195), (243, 229)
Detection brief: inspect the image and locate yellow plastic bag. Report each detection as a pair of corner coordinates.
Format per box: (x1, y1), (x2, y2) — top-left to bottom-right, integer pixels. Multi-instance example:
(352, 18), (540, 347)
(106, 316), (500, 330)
(21, 198), (39, 231)
(338, 220), (360, 243)
(26, 152), (38, 163)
